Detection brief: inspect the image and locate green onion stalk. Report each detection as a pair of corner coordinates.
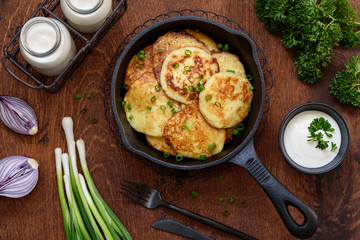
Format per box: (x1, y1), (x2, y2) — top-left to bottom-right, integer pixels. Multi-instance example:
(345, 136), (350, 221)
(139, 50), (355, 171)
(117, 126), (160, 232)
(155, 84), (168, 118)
(55, 148), (71, 240)
(58, 117), (132, 240)
(62, 153), (92, 240)
(62, 118), (103, 240)
(77, 139), (132, 240)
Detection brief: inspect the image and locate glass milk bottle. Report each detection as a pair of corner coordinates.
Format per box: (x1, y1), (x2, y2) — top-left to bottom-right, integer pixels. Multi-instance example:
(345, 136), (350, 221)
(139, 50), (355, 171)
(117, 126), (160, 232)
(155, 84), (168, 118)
(60, 0), (112, 33)
(19, 17), (76, 76)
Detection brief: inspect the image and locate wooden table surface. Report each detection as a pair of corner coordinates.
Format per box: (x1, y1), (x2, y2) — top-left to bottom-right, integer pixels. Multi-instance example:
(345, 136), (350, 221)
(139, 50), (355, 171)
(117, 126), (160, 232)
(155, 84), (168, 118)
(1, 0), (359, 239)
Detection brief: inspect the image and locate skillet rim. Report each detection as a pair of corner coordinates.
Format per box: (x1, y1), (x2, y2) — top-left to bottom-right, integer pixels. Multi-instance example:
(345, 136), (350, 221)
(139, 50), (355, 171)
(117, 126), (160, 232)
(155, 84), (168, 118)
(111, 16), (266, 170)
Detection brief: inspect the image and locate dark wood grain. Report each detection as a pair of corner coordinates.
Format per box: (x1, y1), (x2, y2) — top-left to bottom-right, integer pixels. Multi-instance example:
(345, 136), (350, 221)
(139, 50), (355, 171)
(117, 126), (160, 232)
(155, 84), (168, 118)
(0, 0), (359, 239)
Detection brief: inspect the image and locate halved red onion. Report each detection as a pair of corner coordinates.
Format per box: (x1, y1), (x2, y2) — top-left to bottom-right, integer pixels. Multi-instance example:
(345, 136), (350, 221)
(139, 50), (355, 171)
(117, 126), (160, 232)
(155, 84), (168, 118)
(0, 155), (39, 198)
(0, 96), (38, 135)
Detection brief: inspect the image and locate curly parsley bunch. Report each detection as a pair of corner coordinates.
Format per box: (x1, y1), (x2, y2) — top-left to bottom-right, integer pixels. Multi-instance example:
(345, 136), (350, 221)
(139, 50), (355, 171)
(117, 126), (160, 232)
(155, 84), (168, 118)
(255, 0), (360, 83)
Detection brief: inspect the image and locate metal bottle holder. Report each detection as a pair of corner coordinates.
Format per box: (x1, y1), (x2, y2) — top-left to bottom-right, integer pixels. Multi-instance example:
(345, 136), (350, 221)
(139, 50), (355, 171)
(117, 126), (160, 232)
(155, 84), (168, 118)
(103, 10), (275, 180)
(2, 0), (127, 93)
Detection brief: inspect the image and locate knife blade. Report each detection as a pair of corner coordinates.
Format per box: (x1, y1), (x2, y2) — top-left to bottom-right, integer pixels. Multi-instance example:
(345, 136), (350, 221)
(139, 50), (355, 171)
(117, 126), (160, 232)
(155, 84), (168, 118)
(151, 219), (214, 240)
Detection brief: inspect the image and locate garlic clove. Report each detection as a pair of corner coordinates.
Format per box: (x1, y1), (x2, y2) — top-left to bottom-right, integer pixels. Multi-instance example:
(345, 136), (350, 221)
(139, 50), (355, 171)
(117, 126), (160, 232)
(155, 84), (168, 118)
(0, 96), (39, 135)
(0, 155), (39, 198)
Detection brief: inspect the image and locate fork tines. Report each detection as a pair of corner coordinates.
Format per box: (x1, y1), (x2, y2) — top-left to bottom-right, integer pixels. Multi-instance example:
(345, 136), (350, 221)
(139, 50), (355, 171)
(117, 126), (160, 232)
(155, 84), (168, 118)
(120, 180), (151, 206)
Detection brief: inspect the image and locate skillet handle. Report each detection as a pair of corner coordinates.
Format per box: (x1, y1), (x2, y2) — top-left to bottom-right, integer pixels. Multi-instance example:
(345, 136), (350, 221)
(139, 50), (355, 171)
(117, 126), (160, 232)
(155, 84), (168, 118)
(230, 139), (319, 239)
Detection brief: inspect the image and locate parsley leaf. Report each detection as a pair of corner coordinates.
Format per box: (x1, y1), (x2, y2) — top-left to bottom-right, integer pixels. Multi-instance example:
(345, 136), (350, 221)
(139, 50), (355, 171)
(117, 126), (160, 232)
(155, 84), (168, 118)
(307, 117), (337, 150)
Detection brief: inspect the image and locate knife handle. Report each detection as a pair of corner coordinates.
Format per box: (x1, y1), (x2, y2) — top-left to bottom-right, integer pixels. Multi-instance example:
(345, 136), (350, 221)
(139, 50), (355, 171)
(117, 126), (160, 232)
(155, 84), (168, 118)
(161, 201), (257, 240)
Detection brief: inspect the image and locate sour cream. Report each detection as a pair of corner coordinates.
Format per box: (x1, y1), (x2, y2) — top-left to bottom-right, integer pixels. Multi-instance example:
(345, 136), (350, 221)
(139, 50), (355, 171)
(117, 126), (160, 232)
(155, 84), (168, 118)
(283, 110), (341, 168)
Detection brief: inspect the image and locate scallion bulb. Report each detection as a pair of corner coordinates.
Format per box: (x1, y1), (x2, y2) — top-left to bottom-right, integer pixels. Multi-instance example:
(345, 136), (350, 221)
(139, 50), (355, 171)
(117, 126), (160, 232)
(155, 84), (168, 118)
(0, 96), (38, 135)
(0, 155), (39, 198)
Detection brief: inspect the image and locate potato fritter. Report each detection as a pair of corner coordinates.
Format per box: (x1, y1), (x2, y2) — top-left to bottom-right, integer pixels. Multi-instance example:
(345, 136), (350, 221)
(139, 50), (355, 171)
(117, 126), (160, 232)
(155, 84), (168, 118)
(160, 47), (219, 104)
(199, 72), (253, 128)
(164, 103), (226, 159)
(124, 72), (182, 137)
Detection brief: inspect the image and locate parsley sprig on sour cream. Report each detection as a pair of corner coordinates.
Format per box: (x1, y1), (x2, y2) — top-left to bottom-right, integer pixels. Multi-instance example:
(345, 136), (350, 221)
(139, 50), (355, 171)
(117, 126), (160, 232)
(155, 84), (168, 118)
(307, 117), (338, 151)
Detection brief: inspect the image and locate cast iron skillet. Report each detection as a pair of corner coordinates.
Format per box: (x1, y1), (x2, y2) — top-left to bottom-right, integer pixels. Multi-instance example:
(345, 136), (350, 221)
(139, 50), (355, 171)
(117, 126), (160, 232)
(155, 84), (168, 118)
(111, 16), (319, 239)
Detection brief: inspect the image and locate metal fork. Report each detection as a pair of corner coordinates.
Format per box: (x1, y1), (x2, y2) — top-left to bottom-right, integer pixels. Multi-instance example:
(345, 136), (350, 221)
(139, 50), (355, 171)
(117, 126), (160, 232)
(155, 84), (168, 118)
(121, 180), (257, 240)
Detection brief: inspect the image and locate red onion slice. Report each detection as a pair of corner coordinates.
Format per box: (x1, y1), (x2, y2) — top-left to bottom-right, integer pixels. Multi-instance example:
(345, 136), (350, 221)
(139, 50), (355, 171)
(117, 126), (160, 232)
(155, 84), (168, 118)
(0, 96), (38, 135)
(0, 155), (39, 198)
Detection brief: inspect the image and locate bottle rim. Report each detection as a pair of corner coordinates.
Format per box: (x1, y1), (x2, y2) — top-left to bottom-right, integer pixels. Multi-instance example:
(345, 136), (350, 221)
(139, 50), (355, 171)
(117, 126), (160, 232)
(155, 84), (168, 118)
(20, 17), (61, 57)
(64, 0), (104, 14)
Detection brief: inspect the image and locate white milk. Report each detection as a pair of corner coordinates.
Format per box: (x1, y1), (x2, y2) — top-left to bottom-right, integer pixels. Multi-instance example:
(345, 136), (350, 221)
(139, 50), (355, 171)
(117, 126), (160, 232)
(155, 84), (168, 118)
(19, 17), (76, 76)
(284, 110), (341, 168)
(60, 0), (112, 33)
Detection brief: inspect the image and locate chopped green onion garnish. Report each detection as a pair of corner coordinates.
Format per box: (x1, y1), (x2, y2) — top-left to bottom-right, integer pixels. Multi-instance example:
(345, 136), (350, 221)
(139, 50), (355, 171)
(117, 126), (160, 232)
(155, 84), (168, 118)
(123, 83), (130, 89)
(157, 48), (163, 53)
(219, 175), (223, 180)
(176, 154), (183, 161)
(217, 43), (223, 49)
(223, 43), (229, 52)
(183, 122), (191, 130)
(129, 115), (133, 120)
(138, 54), (145, 59)
(223, 209), (230, 216)
(75, 94), (82, 99)
(199, 74), (204, 80)
(185, 49), (192, 56)
(198, 84), (205, 91)
(126, 104), (131, 110)
(188, 85), (195, 91)
(146, 106), (152, 111)
(205, 94), (212, 101)
(232, 129), (239, 135)
(168, 101), (173, 108)
(240, 201), (248, 208)
(121, 100), (127, 107)
(246, 75), (253, 81)
(184, 66), (191, 72)
(160, 105), (166, 111)
(164, 151), (170, 157)
(198, 154), (207, 161)
(199, 80), (203, 85)
(171, 108), (176, 114)
(226, 70), (235, 73)
(91, 118), (98, 123)
(134, 60), (144, 68)
(150, 96), (156, 102)
(237, 123), (244, 130)
(191, 190), (199, 197)
(139, 50), (145, 55)
(80, 108), (87, 113)
(173, 63), (180, 69)
(86, 93), (91, 99)
(218, 197), (224, 202)
(228, 198), (235, 204)
(248, 105), (251, 111)
(195, 29), (200, 33)
(155, 85), (161, 92)
(215, 101), (221, 107)
(208, 143), (216, 152)
(182, 87), (188, 94)
(249, 86), (254, 91)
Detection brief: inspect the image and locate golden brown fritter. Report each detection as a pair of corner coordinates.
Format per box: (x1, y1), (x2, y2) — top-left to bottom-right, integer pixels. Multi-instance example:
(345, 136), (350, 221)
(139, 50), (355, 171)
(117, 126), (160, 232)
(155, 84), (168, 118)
(199, 72), (253, 128)
(185, 29), (220, 52)
(124, 45), (154, 85)
(212, 52), (246, 78)
(164, 103), (226, 159)
(160, 47), (219, 104)
(124, 72), (182, 137)
(145, 135), (177, 156)
(152, 30), (209, 81)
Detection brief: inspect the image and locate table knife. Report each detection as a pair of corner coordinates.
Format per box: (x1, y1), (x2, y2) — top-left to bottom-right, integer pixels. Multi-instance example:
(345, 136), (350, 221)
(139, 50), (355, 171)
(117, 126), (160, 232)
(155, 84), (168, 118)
(151, 219), (214, 240)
